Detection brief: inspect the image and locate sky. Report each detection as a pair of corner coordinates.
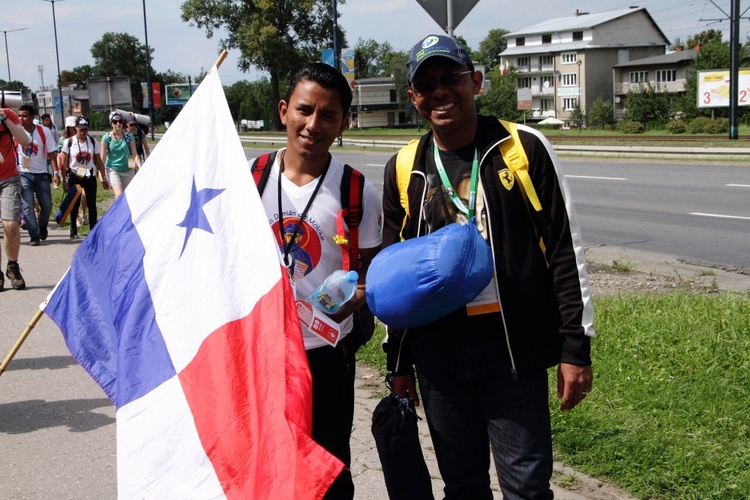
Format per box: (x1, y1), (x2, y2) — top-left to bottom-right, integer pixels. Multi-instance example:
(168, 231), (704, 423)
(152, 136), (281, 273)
(2, 0), (748, 92)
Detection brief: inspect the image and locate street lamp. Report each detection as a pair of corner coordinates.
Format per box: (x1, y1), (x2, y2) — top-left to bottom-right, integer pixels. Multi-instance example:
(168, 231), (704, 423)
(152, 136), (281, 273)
(42, 0), (65, 127)
(1, 27), (28, 83)
(141, 0), (156, 140)
(576, 58), (582, 132)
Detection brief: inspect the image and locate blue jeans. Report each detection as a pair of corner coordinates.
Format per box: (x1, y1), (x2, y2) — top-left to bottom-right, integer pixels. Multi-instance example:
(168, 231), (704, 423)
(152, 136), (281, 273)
(19, 172), (52, 239)
(410, 328), (553, 500)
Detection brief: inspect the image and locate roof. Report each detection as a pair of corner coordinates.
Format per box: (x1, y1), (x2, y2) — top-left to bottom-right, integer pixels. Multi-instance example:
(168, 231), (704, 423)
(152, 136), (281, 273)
(354, 77), (395, 86)
(505, 7), (668, 42)
(613, 49), (697, 68)
(501, 41), (591, 56)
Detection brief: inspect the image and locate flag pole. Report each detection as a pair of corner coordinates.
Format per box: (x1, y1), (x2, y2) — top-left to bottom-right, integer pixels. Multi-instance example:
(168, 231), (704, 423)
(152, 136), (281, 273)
(214, 49), (228, 69)
(0, 308), (45, 377)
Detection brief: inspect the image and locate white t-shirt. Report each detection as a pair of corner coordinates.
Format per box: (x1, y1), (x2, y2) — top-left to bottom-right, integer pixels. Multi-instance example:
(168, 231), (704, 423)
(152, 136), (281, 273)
(16, 125), (56, 174)
(61, 135), (101, 178)
(254, 150), (383, 350)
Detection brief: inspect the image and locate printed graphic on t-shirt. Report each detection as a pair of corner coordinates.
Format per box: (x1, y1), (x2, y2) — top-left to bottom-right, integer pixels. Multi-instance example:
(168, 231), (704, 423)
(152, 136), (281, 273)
(272, 217), (322, 280)
(76, 150), (92, 165)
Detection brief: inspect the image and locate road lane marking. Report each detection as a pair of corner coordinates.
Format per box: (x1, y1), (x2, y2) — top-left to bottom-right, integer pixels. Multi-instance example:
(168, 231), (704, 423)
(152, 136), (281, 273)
(726, 184), (750, 188)
(690, 212), (750, 221)
(566, 175), (627, 181)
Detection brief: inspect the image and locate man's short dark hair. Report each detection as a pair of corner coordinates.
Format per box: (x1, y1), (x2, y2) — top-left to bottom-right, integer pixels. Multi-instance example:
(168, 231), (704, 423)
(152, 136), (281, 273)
(19, 104), (36, 116)
(286, 63), (353, 114)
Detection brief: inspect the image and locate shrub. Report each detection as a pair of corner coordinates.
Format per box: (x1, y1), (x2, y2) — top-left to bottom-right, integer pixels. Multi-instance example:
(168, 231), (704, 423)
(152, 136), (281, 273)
(665, 120), (687, 134)
(619, 120), (645, 134)
(686, 117), (714, 134)
(705, 118), (729, 134)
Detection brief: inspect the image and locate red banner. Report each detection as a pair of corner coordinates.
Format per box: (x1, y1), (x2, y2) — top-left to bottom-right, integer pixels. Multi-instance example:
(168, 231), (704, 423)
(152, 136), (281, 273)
(152, 83), (162, 109)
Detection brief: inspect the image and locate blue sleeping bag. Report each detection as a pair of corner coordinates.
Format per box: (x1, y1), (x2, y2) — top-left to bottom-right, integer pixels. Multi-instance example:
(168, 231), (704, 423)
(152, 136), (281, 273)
(365, 222), (494, 329)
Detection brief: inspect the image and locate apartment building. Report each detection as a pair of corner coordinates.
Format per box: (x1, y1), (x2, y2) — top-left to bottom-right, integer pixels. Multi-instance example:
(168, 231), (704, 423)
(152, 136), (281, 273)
(500, 7), (669, 124)
(613, 48), (697, 120)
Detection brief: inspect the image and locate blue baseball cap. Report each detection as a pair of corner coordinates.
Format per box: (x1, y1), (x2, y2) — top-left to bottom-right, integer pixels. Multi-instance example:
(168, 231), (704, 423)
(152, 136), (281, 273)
(406, 34), (473, 83)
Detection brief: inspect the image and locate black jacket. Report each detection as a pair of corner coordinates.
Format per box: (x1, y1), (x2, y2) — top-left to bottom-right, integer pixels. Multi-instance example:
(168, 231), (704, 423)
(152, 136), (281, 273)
(382, 115), (594, 377)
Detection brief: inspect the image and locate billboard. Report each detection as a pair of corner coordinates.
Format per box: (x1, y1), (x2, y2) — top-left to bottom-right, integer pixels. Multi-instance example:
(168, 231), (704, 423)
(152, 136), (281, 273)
(88, 76), (133, 110)
(697, 69), (750, 108)
(165, 83), (198, 106)
(517, 88), (532, 110)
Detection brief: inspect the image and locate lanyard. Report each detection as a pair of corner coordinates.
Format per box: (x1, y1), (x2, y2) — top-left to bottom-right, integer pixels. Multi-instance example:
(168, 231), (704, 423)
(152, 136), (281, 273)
(23, 127), (35, 156)
(277, 152), (331, 267)
(433, 141), (479, 220)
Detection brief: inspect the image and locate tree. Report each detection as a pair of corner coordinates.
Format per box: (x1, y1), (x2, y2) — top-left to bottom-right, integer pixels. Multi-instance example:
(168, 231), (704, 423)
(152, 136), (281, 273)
(90, 32), (153, 113)
(181, 0), (348, 130)
(623, 86), (673, 124)
(688, 29), (724, 49)
(224, 78), (274, 126)
(60, 65), (94, 89)
(476, 29), (509, 70)
(353, 38), (394, 79)
(475, 66), (523, 122)
(587, 96), (615, 129)
(0, 79), (28, 91)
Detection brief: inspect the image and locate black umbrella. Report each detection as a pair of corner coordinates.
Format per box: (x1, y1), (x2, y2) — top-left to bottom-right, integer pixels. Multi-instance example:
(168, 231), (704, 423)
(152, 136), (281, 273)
(371, 376), (434, 499)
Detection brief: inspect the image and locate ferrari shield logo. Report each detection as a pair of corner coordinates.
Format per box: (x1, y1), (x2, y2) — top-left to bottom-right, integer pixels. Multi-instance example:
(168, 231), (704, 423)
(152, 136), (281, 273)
(498, 169), (514, 191)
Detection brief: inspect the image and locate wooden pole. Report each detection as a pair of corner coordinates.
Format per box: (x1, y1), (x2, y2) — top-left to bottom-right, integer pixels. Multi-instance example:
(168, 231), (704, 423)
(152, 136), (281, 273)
(0, 309), (45, 377)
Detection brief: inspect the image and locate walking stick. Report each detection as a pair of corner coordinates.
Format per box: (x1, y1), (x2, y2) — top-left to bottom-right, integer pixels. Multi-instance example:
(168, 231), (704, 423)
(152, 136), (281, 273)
(0, 308), (45, 377)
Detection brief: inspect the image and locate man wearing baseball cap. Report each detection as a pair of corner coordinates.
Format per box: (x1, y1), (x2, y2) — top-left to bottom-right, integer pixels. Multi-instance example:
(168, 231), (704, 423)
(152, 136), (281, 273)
(380, 34), (595, 498)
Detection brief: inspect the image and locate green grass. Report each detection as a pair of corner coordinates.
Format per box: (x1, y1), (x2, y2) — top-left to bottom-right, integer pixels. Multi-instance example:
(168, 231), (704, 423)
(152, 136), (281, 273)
(356, 292), (750, 499)
(550, 291), (750, 499)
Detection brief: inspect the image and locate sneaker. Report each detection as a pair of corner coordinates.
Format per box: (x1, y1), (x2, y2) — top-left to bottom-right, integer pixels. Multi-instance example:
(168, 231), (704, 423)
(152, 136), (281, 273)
(29, 237), (40, 246)
(70, 232), (80, 240)
(40, 226), (48, 241)
(6, 262), (26, 290)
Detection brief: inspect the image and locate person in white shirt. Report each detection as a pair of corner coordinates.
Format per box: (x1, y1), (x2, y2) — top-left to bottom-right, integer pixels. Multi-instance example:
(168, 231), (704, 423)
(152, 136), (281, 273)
(16, 105), (57, 245)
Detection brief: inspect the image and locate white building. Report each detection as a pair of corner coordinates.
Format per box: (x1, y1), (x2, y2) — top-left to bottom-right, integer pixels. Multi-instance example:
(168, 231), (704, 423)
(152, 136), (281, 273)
(500, 7), (669, 124)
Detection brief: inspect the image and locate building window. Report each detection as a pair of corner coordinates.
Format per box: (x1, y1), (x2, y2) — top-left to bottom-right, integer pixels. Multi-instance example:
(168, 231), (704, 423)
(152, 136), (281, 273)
(540, 55), (553, 68)
(573, 31), (583, 41)
(542, 34), (552, 44)
(540, 98), (553, 110)
(390, 90), (397, 102)
(516, 37), (525, 47)
(562, 73), (577, 87)
(563, 98), (578, 110)
(561, 52), (578, 64)
(517, 77), (531, 88)
(516, 56), (530, 68)
(656, 69), (676, 82)
(629, 71), (648, 84)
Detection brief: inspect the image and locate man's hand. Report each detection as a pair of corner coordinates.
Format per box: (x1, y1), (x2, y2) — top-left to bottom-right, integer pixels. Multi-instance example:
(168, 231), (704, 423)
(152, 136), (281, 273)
(557, 363), (593, 412)
(392, 373), (419, 406)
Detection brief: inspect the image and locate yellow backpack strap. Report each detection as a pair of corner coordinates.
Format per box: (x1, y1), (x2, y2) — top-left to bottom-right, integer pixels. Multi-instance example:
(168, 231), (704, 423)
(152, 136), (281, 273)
(498, 120), (542, 212)
(395, 139), (419, 219)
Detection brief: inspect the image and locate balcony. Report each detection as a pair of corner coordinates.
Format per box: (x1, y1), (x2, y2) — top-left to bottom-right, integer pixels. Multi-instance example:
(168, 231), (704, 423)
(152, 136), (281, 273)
(531, 86), (555, 96)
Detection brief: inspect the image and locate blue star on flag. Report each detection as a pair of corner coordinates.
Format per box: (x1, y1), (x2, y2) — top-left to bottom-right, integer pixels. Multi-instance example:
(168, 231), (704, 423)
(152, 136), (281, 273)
(177, 178), (225, 257)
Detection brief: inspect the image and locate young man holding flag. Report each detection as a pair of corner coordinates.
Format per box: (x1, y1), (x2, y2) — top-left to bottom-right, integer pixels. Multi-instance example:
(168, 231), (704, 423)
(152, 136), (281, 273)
(250, 63), (382, 499)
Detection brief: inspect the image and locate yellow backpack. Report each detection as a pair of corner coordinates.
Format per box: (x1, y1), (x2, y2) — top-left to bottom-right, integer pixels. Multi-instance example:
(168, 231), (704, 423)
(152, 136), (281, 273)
(395, 120), (547, 259)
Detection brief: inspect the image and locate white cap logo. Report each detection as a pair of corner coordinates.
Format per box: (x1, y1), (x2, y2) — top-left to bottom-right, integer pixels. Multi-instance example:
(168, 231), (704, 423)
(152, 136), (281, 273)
(422, 36), (439, 49)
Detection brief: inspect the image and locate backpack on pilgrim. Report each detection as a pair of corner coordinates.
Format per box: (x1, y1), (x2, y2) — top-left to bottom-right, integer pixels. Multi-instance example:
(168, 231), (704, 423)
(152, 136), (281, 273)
(250, 152), (376, 350)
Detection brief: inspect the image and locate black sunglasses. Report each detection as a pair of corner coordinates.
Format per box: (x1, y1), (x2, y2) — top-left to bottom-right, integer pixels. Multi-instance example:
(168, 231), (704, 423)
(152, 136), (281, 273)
(411, 70), (473, 95)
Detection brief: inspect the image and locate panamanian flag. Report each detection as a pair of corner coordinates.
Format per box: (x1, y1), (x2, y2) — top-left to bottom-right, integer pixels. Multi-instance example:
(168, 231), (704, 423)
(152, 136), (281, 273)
(42, 66), (343, 498)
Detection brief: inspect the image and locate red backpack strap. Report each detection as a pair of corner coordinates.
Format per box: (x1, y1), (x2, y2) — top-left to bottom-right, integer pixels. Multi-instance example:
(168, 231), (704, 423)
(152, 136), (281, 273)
(250, 152), (276, 195)
(336, 165), (364, 272)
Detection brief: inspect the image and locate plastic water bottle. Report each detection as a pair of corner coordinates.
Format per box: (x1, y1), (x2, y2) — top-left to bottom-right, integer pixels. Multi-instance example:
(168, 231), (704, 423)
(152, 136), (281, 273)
(308, 270), (359, 314)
